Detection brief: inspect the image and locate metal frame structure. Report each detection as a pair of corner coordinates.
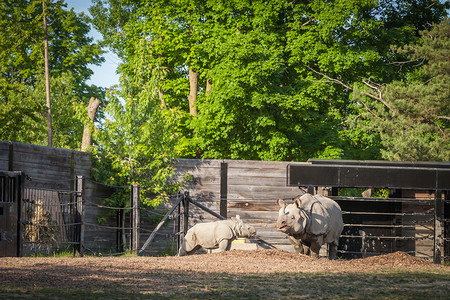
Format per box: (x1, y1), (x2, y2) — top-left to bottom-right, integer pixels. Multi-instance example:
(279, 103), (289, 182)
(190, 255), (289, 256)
(286, 160), (450, 263)
(0, 171), (25, 257)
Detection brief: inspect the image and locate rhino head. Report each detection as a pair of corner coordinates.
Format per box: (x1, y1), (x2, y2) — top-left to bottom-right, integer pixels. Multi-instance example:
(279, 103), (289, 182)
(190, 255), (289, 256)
(232, 215), (256, 237)
(276, 198), (308, 235)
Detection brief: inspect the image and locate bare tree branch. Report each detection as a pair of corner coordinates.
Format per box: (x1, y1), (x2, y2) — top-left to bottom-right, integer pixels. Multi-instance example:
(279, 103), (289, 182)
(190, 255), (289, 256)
(300, 17), (315, 28)
(305, 65), (397, 115)
(387, 58), (423, 65)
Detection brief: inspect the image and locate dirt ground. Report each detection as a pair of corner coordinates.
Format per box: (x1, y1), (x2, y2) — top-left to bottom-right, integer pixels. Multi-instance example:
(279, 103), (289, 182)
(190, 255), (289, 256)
(1, 249), (449, 298)
(0, 249), (446, 283)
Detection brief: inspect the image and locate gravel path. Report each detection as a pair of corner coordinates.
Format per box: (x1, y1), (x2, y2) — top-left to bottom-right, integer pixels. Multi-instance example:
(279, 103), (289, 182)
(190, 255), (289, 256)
(1, 249), (448, 295)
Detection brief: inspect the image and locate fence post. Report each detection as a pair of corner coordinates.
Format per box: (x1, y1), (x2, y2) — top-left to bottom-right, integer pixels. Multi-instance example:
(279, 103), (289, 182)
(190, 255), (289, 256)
(183, 191), (189, 235)
(176, 193), (181, 253)
(131, 184), (140, 254)
(434, 190), (443, 264)
(445, 191), (450, 264)
(75, 176), (85, 257)
(17, 172), (25, 257)
(220, 162), (228, 218)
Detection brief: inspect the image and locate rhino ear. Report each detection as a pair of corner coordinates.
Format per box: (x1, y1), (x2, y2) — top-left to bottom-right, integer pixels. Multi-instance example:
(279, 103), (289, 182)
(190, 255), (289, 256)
(294, 197), (302, 208)
(235, 215), (241, 220)
(277, 199), (286, 208)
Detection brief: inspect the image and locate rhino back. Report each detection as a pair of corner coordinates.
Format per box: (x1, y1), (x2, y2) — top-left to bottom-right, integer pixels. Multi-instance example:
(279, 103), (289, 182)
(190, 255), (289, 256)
(192, 221), (235, 249)
(306, 195), (344, 239)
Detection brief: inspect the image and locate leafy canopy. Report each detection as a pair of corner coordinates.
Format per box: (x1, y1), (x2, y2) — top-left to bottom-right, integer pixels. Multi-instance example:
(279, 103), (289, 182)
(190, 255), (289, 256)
(91, 0), (447, 162)
(91, 39), (184, 207)
(0, 0), (105, 149)
(354, 19), (449, 161)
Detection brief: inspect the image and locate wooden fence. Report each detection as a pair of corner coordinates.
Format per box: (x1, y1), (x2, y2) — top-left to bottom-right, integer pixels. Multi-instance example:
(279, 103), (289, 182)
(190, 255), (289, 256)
(2, 141), (448, 260)
(0, 141), (120, 253)
(171, 159), (307, 251)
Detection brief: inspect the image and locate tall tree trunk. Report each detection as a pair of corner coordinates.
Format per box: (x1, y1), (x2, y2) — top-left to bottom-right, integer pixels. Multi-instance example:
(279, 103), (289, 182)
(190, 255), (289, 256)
(81, 97), (101, 151)
(158, 88), (165, 107)
(206, 78), (212, 95)
(188, 68), (199, 115)
(43, 0), (52, 147)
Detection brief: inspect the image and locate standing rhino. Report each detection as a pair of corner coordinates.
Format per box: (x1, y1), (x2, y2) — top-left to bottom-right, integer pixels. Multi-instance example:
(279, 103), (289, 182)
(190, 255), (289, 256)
(178, 215), (256, 256)
(276, 193), (344, 259)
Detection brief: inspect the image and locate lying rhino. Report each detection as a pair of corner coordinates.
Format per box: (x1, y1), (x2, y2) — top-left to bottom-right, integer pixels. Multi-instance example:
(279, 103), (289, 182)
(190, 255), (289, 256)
(276, 193), (344, 259)
(178, 215), (256, 256)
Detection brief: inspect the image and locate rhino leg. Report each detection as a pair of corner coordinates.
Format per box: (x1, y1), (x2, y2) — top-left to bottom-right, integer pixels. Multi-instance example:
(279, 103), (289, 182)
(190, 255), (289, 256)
(328, 243), (338, 260)
(288, 236), (304, 254)
(178, 231), (200, 256)
(310, 242), (321, 258)
(297, 242), (311, 255)
(294, 244), (304, 254)
(178, 246), (187, 256)
(215, 239), (232, 252)
(302, 243), (311, 255)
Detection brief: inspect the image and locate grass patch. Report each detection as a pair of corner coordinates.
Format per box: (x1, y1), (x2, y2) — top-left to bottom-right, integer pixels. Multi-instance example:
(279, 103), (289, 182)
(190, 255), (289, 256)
(0, 286), (144, 300)
(2, 269), (449, 299)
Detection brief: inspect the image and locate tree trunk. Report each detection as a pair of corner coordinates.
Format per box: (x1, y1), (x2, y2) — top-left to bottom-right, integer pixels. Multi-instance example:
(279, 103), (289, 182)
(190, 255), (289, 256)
(81, 97), (101, 151)
(188, 68), (199, 115)
(158, 88), (165, 107)
(43, 0), (52, 147)
(206, 78), (212, 95)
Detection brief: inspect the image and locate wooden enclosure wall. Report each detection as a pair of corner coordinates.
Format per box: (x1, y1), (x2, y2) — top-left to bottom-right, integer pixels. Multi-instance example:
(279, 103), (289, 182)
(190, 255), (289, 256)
(0, 141), (117, 252)
(173, 159), (307, 250)
(0, 141), (91, 190)
(2, 142), (445, 258)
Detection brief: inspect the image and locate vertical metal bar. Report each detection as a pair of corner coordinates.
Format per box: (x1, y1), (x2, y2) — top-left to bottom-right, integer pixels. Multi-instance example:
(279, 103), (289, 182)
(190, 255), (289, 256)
(131, 185), (140, 254)
(183, 192), (189, 235)
(177, 194), (181, 253)
(76, 176), (85, 257)
(117, 208), (124, 252)
(444, 191), (450, 264)
(434, 190), (443, 264)
(17, 173), (24, 257)
(220, 162), (228, 218)
(389, 189), (402, 254)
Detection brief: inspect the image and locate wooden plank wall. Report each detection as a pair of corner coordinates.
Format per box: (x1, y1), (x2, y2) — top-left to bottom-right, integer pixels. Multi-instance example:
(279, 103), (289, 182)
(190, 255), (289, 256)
(172, 159), (308, 251)
(0, 142), (9, 171)
(1, 141), (90, 190)
(0, 141), (119, 252)
(1, 142), (311, 254)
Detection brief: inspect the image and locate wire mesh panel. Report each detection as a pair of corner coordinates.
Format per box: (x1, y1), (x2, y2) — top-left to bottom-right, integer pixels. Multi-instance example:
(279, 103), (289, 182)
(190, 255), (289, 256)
(82, 179), (140, 255)
(332, 194), (437, 260)
(22, 188), (81, 254)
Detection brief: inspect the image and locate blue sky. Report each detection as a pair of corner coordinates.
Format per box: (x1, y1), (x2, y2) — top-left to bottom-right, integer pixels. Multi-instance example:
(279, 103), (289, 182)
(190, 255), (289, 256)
(65, 0), (121, 89)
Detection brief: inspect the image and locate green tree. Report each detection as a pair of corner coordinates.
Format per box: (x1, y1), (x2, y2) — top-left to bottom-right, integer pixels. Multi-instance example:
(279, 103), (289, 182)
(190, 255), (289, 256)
(91, 0), (448, 161)
(354, 19), (449, 161)
(0, 0), (105, 149)
(91, 43), (183, 206)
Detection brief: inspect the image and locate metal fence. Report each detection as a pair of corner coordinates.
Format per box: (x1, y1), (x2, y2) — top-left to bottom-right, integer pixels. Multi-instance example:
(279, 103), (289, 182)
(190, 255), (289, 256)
(22, 188), (80, 254)
(0, 171), (24, 256)
(331, 192), (449, 263)
(22, 176), (84, 255)
(82, 180), (140, 255)
(21, 177), (141, 256)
